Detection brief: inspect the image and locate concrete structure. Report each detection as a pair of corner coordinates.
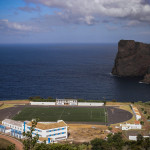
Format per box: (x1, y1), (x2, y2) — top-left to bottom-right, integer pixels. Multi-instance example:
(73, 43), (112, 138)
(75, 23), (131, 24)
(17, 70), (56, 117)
(30, 102), (55, 106)
(130, 105), (141, 120)
(0, 119), (68, 144)
(25, 120), (68, 143)
(78, 102), (104, 106)
(56, 99), (78, 106)
(120, 121), (142, 130)
(30, 99), (104, 107)
(129, 136), (150, 141)
(1, 119), (24, 139)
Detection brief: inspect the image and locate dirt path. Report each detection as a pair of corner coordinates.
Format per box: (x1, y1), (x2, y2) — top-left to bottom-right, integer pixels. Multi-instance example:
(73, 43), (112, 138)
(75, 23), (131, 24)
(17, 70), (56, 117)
(0, 134), (23, 150)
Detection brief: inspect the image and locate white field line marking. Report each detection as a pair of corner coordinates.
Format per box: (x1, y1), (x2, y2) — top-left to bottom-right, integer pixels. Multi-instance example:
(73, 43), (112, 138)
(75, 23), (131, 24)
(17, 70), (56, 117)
(104, 107), (107, 123)
(59, 107), (66, 120)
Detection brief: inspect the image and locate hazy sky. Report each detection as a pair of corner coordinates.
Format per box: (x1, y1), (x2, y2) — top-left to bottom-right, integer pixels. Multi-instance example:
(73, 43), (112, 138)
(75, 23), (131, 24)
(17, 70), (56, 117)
(0, 0), (150, 43)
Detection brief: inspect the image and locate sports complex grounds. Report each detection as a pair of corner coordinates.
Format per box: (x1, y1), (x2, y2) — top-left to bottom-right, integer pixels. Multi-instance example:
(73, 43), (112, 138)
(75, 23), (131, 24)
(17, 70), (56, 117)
(10, 105), (133, 125)
(13, 107), (107, 123)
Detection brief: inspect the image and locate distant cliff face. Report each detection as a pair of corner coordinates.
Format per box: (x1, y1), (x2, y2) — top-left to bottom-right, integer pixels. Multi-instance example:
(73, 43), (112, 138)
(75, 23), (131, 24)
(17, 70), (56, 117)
(112, 40), (150, 83)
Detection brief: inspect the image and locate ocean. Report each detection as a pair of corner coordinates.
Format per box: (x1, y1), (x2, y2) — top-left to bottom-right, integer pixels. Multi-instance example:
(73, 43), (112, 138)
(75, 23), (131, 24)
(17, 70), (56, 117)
(0, 43), (150, 102)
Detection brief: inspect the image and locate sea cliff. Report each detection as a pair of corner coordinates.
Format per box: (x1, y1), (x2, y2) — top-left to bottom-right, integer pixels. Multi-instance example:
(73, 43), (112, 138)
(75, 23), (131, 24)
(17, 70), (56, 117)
(112, 40), (150, 84)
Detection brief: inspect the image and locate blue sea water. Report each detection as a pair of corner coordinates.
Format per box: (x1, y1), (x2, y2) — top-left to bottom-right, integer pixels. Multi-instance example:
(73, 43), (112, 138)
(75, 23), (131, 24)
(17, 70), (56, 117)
(0, 44), (150, 102)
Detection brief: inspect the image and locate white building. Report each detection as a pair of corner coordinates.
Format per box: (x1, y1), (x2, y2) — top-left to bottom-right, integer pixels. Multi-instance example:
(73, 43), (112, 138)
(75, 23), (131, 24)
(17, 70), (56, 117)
(30, 99), (104, 107)
(130, 105), (141, 120)
(120, 121), (142, 130)
(56, 99), (78, 106)
(2, 119), (24, 139)
(129, 136), (150, 141)
(0, 119), (68, 144)
(24, 120), (68, 143)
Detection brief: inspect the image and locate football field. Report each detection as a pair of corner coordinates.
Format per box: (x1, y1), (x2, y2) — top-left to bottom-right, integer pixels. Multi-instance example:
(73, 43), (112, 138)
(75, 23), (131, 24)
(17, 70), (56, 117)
(13, 107), (107, 123)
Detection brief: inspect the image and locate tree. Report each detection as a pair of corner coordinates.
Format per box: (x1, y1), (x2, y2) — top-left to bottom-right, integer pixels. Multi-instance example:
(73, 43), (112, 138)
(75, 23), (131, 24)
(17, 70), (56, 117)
(147, 116), (150, 119)
(47, 96), (53, 100)
(29, 96), (43, 101)
(143, 137), (150, 150)
(7, 144), (15, 150)
(140, 121), (144, 125)
(111, 99), (117, 102)
(91, 138), (108, 150)
(107, 132), (124, 150)
(108, 126), (112, 131)
(34, 143), (77, 150)
(23, 118), (39, 150)
(137, 134), (144, 145)
(144, 111), (147, 114)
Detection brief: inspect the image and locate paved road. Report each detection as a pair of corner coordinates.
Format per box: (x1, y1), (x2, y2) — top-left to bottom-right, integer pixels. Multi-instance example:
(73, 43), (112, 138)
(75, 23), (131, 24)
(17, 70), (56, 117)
(0, 134), (23, 150)
(0, 105), (25, 121)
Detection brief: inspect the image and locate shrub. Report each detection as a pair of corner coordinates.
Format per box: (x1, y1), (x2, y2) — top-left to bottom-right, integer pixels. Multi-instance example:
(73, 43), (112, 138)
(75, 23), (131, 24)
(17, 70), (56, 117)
(140, 121), (144, 125)
(144, 111), (147, 114)
(147, 116), (150, 119)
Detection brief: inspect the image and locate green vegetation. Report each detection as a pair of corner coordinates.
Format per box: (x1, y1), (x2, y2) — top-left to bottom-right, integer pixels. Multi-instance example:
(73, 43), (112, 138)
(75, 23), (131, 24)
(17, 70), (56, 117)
(91, 132), (124, 150)
(135, 101), (150, 124)
(0, 138), (15, 150)
(22, 131), (150, 150)
(13, 107), (107, 122)
(23, 118), (39, 150)
(29, 96), (106, 103)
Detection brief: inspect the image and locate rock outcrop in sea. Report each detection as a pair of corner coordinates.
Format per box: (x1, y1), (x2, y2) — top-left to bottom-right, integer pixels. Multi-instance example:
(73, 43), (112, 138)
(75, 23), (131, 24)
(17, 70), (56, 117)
(112, 40), (150, 84)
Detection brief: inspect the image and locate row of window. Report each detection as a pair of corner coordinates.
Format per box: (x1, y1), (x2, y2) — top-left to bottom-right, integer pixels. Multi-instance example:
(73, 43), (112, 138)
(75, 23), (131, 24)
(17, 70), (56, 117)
(48, 132), (66, 137)
(4, 123), (22, 131)
(11, 129), (22, 134)
(27, 127), (42, 132)
(47, 127), (65, 132)
(27, 126), (66, 133)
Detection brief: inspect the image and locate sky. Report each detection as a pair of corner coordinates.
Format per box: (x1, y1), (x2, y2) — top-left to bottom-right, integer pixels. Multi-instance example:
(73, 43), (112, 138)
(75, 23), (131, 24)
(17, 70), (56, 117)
(0, 0), (150, 44)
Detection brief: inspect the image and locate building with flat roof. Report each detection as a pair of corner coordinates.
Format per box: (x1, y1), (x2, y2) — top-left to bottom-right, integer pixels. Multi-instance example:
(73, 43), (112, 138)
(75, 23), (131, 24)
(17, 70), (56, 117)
(120, 121), (142, 130)
(0, 119), (68, 144)
(56, 98), (78, 106)
(130, 105), (141, 120)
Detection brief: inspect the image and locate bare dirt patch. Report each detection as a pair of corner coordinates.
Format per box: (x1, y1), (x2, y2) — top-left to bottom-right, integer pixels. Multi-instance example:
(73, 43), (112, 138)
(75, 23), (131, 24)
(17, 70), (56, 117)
(68, 124), (108, 143)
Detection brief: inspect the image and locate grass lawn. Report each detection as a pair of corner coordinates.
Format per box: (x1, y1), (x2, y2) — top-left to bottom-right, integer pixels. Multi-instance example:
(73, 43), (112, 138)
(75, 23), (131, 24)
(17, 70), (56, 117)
(0, 138), (12, 150)
(0, 104), (16, 110)
(13, 107), (107, 123)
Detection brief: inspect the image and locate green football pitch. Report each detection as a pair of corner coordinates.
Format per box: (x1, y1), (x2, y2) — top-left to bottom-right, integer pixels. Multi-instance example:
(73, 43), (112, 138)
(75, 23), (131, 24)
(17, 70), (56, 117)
(13, 107), (107, 123)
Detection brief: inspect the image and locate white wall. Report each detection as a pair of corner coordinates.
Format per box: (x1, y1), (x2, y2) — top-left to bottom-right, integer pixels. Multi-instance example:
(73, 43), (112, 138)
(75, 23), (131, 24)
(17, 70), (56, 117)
(78, 102), (104, 106)
(30, 102), (56, 106)
(120, 123), (142, 130)
(129, 136), (149, 141)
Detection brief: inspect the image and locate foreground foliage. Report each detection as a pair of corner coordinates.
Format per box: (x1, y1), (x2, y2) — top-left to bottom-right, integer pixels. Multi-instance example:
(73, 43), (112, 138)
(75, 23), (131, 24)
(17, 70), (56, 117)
(23, 118), (39, 150)
(23, 132), (150, 150)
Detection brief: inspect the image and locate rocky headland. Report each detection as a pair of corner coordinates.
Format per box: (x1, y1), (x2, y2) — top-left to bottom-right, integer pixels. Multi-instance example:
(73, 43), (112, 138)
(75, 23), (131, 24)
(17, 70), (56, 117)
(112, 40), (150, 84)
